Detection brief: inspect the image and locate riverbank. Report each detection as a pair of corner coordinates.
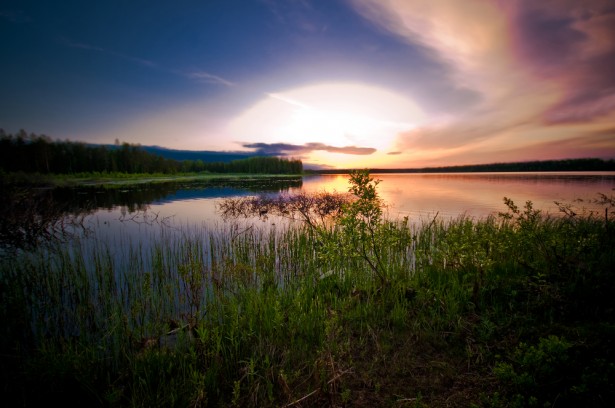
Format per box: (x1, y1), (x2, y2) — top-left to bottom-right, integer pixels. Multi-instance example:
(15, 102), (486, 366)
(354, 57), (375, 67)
(1, 173), (613, 407)
(0, 171), (303, 187)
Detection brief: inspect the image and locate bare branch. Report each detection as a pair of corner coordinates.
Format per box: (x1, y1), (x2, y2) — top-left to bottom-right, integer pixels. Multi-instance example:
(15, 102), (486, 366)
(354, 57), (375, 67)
(217, 191), (353, 229)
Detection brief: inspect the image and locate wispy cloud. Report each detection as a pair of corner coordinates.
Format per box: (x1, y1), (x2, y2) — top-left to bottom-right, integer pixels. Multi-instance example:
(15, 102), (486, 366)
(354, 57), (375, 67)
(184, 70), (235, 87)
(260, 0), (324, 33)
(453, 129), (615, 165)
(62, 38), (233, 87)
(243, 142), (376, 156)
(267, 93), (311, 108)
(348, 0), (545, 158)
(508, 0), (615, 123)
(62, 38), (157, 67)
(348, 0), (615, 164)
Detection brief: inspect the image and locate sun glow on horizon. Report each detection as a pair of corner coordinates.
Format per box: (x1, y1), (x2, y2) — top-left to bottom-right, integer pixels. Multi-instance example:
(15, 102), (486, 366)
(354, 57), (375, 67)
(226, 82), (425, 166)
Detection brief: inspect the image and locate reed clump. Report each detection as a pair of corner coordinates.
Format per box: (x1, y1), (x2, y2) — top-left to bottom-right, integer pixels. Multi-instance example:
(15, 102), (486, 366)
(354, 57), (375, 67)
(1, 173), (613, 407)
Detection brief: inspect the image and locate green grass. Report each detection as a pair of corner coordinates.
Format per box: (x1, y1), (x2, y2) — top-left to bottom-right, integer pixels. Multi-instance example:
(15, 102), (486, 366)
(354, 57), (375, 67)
(1, 198), (614, 406)
(0, 170), (303, 187)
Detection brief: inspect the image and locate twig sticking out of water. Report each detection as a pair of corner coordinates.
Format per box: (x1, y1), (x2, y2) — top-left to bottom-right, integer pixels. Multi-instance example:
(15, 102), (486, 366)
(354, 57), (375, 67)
(118, 209), (174, 227)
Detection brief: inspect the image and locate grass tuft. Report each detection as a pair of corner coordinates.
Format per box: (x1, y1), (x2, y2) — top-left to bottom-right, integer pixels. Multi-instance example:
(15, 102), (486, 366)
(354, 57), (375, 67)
(1, 186), (614, 406)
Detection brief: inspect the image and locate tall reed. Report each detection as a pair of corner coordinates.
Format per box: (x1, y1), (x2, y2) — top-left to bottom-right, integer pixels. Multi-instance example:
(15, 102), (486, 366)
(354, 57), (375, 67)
(1, 194), (613, 406)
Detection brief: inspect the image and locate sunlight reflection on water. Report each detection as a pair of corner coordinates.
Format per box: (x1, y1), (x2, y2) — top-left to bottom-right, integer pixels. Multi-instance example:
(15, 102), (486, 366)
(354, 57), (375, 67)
(304, 172), (615, 221)
(72, 172), (615, 252)
(3, 172), (614, 253)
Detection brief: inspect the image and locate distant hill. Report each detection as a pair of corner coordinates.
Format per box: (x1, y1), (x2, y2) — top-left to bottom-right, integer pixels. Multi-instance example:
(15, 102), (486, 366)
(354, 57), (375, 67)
(100, 144), (264, 162)
(0, 130), (301, 175)
(135, 145), (266, 163)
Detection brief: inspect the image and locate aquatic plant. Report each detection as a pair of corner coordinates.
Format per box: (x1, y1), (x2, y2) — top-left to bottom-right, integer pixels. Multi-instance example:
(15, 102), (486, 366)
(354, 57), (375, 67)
(1, 173), (614, 406)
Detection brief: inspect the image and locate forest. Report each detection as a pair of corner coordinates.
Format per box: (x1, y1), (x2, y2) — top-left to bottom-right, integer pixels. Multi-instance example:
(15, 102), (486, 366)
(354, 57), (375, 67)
(0, 130), (303, 175)
(313, 158), (615, 174)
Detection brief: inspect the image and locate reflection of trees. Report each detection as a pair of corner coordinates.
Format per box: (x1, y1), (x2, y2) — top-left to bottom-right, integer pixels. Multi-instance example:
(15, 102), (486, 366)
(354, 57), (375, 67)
(0, 178), (303, 250)
(50, 185), (164, 213)
(170, 177), (303, 195)
(218, 191), (352, 228)
(0, 187), (93, 250)
(48, 178), (303, 210)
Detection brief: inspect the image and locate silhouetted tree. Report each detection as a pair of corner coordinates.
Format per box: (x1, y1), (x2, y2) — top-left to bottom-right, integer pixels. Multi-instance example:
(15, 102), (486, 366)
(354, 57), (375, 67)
(0, 130), (303, 176)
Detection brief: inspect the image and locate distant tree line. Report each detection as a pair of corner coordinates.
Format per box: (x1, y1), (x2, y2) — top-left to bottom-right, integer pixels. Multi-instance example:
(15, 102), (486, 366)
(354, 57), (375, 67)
(181, 156), (302, 174)
(311, 158), (615, 174)
(0, 130), (302, 175)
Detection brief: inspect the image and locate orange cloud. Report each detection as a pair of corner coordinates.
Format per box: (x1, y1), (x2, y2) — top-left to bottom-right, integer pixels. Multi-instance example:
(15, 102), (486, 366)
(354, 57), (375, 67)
(348, 0), (615, 166)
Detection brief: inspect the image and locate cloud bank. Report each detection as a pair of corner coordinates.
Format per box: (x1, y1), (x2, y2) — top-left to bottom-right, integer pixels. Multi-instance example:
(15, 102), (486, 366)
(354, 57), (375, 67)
(348, 0), (615, 165)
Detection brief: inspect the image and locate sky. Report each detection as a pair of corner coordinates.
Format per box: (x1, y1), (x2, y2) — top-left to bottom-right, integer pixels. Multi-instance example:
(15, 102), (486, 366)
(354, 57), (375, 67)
(1, 0), (615, 169)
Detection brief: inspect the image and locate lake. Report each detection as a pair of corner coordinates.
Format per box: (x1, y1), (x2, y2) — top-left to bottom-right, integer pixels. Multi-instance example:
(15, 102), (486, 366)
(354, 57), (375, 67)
(2, 172), (614, 251)
(288, 172), (614, 221)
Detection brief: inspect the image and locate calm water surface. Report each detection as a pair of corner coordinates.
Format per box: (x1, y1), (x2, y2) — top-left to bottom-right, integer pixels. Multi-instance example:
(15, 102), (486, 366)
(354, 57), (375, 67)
(304, 172), (615, 220)
(86, 172), (615, 239)
(81, 172), (615, 250)
(3, 172), (615, 251)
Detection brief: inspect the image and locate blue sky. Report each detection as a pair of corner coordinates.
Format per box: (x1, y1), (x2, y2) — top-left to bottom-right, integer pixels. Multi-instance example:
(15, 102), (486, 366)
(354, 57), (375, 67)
(2, 0), (614, 168)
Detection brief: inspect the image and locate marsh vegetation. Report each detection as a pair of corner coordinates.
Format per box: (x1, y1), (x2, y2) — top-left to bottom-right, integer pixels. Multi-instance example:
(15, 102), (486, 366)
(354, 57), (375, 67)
(1, 171), (614, 406)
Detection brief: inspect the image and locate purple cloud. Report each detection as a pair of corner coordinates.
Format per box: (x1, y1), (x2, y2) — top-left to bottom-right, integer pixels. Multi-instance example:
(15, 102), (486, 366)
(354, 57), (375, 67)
(243, 142), (376, 156)
(510, 0), (615, 123)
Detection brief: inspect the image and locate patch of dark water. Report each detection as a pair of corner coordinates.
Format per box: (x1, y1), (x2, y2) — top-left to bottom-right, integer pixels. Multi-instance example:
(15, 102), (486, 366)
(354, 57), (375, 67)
(0, 177), (302, 251)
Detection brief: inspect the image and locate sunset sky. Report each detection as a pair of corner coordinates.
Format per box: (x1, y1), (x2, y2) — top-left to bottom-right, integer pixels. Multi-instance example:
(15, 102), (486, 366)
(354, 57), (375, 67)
(2, 0), (615, 169)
